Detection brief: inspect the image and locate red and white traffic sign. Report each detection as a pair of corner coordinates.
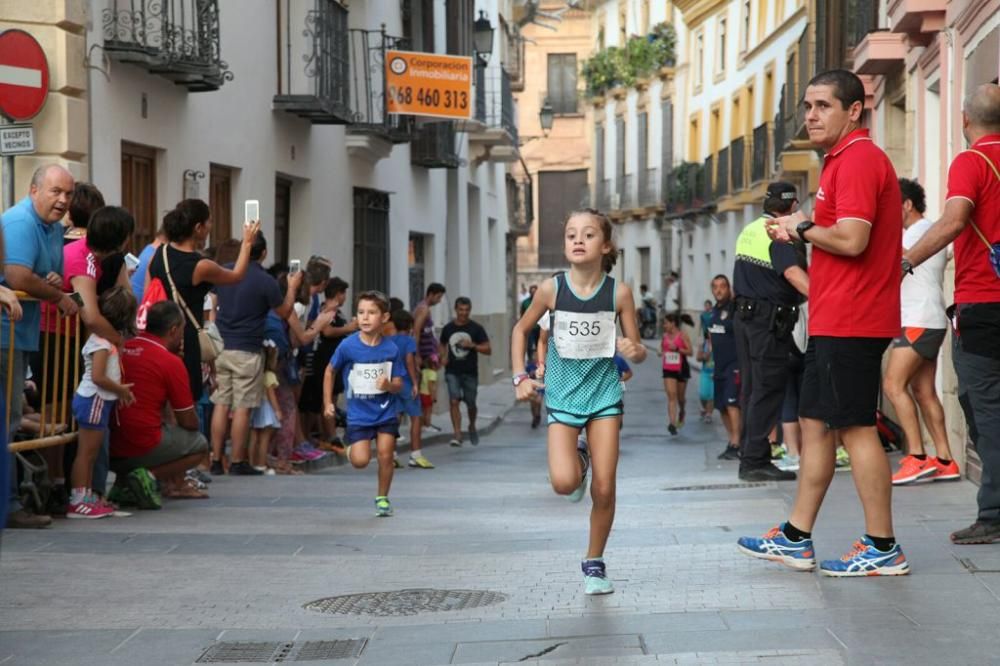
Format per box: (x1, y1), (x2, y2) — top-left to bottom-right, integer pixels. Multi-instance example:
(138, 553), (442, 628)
(0, 30), (49, 121)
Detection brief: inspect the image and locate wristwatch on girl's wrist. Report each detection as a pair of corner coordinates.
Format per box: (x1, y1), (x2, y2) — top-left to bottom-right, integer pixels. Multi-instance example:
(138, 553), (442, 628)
(512, 373), (529, 387)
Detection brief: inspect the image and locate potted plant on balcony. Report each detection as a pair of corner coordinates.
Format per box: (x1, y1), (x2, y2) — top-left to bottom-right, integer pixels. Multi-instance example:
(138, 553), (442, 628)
(581, 46), (621, 102)
(650, 21), (677, 77)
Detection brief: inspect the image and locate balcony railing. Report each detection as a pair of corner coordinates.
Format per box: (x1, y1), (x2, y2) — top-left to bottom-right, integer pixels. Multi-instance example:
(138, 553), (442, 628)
(847, 0), (878, 52)
(751, 123), (770, 183)
(702, 155), (714, 203)
(102, 0), (232, 91)
(731, 137), (746, 192)
(411, 122), (460, 168)
(622, 173), (637, 209)
(716, 146), (730, 198)
(470, 68), (519, 146)
(347, 28), (414, 143)
(663, 162), (704, 214)
(596, 178), (613, 211)
(275, 0), (352, 124)
(639, 167), (660, 207)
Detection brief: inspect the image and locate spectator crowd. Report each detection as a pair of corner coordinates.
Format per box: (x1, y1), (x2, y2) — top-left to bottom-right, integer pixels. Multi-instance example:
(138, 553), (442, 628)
(1, 168), (492, 528)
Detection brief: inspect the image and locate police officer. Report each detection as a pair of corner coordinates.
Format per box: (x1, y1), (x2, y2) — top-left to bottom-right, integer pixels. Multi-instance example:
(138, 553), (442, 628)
(733, 181), (810, 481)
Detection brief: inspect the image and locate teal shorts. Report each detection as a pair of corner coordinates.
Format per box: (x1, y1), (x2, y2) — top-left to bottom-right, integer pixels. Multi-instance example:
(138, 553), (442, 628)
(546, 403), (623, 429)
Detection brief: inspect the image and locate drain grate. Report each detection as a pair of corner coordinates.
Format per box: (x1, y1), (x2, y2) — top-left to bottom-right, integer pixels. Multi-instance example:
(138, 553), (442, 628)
(663, 482), (771, 491)
(196, 639), (366, 663)
(304, 588), (508, 617)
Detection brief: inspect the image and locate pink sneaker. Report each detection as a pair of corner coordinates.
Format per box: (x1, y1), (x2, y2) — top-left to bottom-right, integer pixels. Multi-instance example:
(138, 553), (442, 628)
(67, 496), (114, 520)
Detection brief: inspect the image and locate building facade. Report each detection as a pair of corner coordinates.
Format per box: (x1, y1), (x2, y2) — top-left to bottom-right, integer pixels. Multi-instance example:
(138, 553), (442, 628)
(513, 1), (594, 289)
(2, 0), (527, 386)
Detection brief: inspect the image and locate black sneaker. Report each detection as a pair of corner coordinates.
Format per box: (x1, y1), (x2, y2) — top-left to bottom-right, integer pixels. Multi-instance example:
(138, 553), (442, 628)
(667, 423), (678, 436)
(950, 521), (1000, 545)
(739, 463), (796, 482)
(229, 461), (263, 476)
(209, 459), (225, 476)
(717, 445), (740, 461)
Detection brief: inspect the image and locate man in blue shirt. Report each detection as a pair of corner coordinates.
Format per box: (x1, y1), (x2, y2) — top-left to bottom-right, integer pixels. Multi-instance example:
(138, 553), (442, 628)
(2, 164), (80, 529)
(210, 233), (300, 476)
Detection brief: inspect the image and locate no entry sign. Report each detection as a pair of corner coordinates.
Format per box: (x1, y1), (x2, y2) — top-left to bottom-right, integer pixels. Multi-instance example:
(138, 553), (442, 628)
(0, 30), (50, 121)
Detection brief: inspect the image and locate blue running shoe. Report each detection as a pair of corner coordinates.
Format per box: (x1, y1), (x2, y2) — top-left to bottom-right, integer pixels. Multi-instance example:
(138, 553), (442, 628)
(737, 524), (816, 571)
(567, 446), (590, 503)
(819, 536), (910, 577)
(582, 558), (614, 595)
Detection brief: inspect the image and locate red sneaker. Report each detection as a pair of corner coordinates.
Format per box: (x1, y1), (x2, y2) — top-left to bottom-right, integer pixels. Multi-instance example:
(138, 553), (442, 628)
(929, 457), (961, 482)
(892, 455), (937, 485)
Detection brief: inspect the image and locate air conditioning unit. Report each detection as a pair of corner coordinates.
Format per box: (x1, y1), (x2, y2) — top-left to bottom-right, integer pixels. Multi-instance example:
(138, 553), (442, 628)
(610, 193), (621, 210)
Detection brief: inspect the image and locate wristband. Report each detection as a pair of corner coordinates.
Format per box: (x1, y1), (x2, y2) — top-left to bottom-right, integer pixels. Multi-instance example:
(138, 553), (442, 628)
(512, 373), (530, 387)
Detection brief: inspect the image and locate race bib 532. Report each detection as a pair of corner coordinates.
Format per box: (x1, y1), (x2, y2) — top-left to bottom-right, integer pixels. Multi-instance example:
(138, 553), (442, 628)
(349, 362), (392, 395)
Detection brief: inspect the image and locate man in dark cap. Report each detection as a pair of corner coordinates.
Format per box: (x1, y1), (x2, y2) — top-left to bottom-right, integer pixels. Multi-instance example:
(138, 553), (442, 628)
(731, 181), (810, 481)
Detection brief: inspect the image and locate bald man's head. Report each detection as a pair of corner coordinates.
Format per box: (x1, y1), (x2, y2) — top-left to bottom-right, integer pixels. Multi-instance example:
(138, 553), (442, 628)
(28, 164), (74, 224)
(964, 84), (1000, 133)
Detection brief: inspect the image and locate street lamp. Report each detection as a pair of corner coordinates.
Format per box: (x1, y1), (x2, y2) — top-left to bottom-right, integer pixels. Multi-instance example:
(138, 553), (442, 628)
(539, 100), (554, 137)
(474, 11), (494, 64)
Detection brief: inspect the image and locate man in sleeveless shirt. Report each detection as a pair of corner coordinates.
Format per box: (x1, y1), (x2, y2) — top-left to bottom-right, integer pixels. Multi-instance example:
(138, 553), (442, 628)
(904, 83), (1000, 545)
(732, 182), (809, 482)
(413, 283), (446, 431)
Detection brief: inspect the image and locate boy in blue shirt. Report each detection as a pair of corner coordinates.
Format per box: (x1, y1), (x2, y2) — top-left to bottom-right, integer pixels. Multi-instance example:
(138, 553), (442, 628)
(384, 309), (434, 469)
(325, 291), (405, 516)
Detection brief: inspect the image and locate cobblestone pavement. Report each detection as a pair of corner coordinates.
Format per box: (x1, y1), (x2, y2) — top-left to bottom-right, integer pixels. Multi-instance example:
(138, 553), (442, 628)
(2, 357), (1000, 665)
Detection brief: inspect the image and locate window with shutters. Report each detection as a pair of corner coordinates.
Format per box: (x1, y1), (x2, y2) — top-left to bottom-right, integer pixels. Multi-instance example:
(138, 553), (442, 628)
(547, 53), (578, 115)
(402, 0), (435, 52)
(661, 100), (674, 169)
(208, 165), (233, 248)
(446, 0), (474, 56)
(637, 112), (648, 172)
(615, 116), (626, 188)
(538, 170), (588, 268)
(274, 177), (292, 265)
(353, 188), (390, 295)
(595, 124), (605, 180)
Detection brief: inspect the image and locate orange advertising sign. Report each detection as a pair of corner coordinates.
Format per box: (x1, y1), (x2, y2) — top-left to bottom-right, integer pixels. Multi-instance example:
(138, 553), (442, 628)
(385, 50), (473, 120)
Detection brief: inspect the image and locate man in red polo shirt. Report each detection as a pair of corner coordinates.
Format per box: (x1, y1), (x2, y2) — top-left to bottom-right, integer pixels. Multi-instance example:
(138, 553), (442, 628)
(109, 301), (209, 507)
(904, 83), (1000, 545)
(737, 70), (909, 576)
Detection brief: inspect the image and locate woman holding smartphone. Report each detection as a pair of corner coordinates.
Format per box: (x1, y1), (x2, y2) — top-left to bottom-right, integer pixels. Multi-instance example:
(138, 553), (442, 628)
(147, 199), (261, 401)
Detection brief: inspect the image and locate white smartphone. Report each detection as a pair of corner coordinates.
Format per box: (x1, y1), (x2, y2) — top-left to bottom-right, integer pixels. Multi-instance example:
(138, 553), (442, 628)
(289, 259), (301, 275)
(124, 252), (140, 271)
(244, 199), (259, 225)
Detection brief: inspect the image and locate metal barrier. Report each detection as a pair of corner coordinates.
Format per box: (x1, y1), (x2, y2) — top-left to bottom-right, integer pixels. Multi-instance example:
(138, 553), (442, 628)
(4, 293), (82, 511)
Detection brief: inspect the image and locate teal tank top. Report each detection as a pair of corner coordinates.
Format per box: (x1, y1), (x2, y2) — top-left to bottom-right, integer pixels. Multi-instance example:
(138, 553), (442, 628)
(545, 273), (623, 422)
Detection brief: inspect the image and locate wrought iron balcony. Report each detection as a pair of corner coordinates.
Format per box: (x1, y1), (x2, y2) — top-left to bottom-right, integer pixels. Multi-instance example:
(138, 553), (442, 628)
(411, 122), (461, 168)
(716, 147), (730, 199)
(702, 155), (714, 203)
(663, 162), (704, 214)
(621, 173), (637, 210)
(730, 136), (746, 192)
(347, 29), (414, 143)
(847, 0), (879, 52)
(596, 178), (613, 211)
(467, 68), (519, 153)
(274, 0), (352, 124)
(751, 123), (770, 184)
(639, 167), (661, 207)
(102, 0), (232, 91)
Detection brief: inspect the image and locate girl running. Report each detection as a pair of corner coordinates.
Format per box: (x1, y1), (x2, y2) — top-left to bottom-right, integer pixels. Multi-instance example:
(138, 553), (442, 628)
(660, 313), (692, 435)
(512, 208), (646, 595)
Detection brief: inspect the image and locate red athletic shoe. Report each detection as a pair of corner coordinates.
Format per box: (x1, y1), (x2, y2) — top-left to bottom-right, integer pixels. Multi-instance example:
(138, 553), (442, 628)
(892, 455), (936, 485)
(928, 457), (960, 482)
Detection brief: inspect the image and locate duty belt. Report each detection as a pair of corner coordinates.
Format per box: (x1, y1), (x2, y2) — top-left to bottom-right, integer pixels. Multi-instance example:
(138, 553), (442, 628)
(734, 297), (797, 319)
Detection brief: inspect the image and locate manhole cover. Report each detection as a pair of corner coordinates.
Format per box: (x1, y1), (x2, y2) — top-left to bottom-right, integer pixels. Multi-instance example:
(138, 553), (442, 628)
(663, 482), (771, 491)
(304, 588), (508, 616)
(196, 639), (366, 663)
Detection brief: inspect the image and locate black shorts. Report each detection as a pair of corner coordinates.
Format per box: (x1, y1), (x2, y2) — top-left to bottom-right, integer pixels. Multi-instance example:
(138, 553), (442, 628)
(661, 356), (691, 381)
(891, 327), (946, 361)
(799, 336), (890, 429)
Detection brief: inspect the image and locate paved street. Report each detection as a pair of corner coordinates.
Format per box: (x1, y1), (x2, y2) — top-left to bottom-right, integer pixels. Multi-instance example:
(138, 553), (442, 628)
(2, 358), (1000, 665)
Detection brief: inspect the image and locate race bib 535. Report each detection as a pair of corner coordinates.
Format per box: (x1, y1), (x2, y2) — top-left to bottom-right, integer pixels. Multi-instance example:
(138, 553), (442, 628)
(553, 310), (616, 359)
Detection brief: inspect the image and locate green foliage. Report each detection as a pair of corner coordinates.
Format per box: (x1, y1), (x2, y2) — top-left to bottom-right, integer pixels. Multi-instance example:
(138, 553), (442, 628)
(581, 23), (677, 98)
